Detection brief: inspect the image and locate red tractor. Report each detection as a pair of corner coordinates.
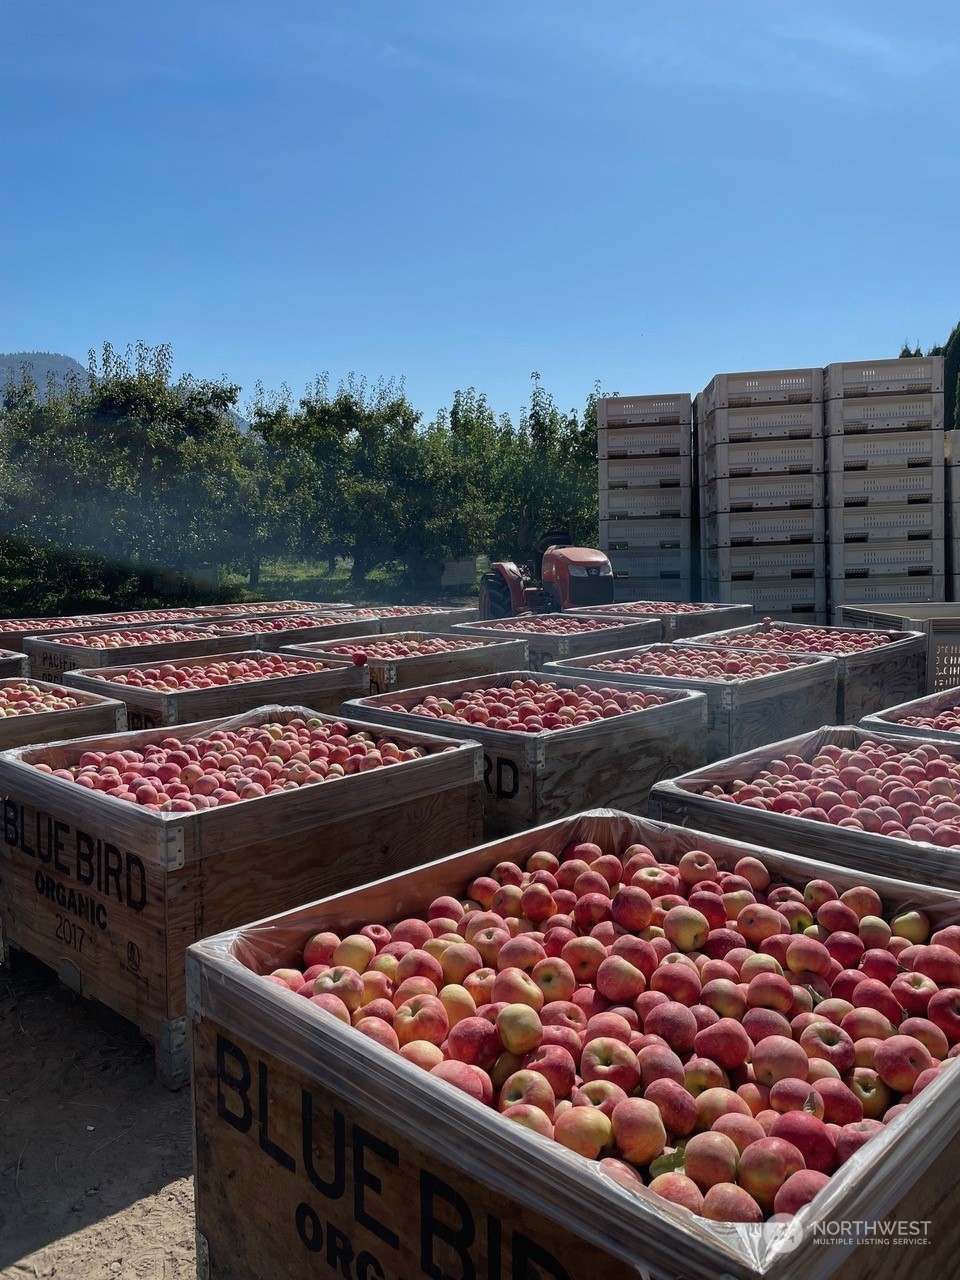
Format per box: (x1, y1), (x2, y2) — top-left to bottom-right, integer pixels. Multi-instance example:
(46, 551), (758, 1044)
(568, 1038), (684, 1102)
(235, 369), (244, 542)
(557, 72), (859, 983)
(478, 532), (616, 619)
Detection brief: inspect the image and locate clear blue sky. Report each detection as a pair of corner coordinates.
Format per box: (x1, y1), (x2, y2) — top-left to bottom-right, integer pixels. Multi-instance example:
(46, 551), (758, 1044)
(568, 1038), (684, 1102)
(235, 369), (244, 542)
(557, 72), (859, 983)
(2, 1), (958, 423)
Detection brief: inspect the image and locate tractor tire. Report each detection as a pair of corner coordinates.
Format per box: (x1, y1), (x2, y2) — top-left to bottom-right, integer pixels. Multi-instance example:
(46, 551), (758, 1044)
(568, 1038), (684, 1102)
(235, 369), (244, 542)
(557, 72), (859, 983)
(478, 572), (514, 620)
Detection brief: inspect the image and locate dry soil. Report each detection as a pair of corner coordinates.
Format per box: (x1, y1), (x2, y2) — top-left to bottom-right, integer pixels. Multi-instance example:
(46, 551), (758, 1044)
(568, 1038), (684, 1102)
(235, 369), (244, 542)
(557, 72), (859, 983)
(1, 952), (194, 1280)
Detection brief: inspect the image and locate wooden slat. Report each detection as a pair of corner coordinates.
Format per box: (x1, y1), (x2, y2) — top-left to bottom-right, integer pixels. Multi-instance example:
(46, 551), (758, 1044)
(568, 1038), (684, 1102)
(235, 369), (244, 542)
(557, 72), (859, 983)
(687, 623), (928, 721)
(449, 619), (660, 669)
(281, 632), (529, 695)
(0, 649), (29, 678)
(545, 645), (838, 762)
(0, 706), (482, 1074)
(22, 626), (253, 682)
(344, 670), (707, 835)
(188, 810), (960, 1280)
(62, 650), (369, 729)
(649, 725), (960, 892)
(0, 677), (126, 750)
(568, 602), (755, 642)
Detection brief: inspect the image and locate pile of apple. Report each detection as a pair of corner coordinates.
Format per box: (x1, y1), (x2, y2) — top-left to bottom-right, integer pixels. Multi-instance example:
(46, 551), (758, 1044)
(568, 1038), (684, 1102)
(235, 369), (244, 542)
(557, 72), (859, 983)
(473, 617), (635, 635)
(326, 636), (488, 662)
(196, 601), (334, 615)
(201, 615), (327, 635)
(52, 627), (202, 649)
(89, 654), (336, 691)
(588, 646), (810, 682)
(0, 616), (88, 633)
(0, 681), (82, 717)
(890, 704), (960, 736)
(387, 679), (667, 732)
(587, 603), (726, 616)
(264, 839), (960, 1225)
(699, 739), (960, 849)
(340, 606), (440, 620)
(702, 624), (898, 657)
(82, 609), (200, 624)
(34, 717), (432, 810)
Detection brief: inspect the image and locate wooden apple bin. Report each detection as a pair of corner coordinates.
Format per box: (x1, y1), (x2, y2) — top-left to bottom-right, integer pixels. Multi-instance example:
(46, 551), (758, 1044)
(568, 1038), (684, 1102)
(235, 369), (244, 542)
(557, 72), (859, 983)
(63, 651), (369, 729)
(344, 670), (707, 837)
(0, 706), (483, 1086)
(188, 809), (960, 1280)
(544, 645), (838, 763)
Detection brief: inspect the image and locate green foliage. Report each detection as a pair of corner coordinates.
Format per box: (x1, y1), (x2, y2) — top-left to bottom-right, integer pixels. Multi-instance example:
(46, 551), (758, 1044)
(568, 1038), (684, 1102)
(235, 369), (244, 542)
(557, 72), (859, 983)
(0, 341), (602, 613)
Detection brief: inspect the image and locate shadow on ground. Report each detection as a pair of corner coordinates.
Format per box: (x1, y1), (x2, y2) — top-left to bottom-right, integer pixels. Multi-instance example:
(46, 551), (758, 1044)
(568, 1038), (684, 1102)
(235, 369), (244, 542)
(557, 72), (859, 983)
(0, 952), (195, 1279)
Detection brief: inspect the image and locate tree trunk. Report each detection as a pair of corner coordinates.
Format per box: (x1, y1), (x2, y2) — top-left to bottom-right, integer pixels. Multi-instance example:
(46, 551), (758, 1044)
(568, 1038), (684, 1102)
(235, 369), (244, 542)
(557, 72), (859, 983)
(248, 556), (261, 588)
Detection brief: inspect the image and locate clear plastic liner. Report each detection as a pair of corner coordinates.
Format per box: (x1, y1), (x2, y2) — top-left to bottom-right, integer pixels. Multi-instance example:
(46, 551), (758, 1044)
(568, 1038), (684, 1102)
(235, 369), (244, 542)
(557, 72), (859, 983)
(187, 809), (960, 1280)
(650, 725), (960, 892)
(861, 685), (960, 743)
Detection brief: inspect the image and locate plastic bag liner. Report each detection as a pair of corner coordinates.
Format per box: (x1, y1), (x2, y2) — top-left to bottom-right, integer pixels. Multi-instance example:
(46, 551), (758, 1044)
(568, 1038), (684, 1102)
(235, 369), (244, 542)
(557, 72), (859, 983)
(5, 704), (478, 868)
(861, 684), (960, 742)
(186, 807), (960, 1280)
(650, 724), (960, 893)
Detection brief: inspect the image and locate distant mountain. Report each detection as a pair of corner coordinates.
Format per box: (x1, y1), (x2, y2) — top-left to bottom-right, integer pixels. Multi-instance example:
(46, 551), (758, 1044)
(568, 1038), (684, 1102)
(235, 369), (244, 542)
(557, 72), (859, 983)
(0, 351), (88, 394)
(0, 350), (249, 430)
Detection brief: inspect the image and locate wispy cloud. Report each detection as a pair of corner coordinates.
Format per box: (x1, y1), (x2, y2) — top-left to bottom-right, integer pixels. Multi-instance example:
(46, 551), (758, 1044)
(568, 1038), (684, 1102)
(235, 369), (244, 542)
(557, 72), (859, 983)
(771, 15), (960, 80)
(539, 3), (959, 105)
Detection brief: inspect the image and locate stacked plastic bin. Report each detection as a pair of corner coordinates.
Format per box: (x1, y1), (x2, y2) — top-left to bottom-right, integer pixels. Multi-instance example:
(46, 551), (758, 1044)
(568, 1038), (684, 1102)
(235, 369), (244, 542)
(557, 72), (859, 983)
(824, 357), (946, 616)
(695, 368), (826, 621)
(597, 395), (693, 602)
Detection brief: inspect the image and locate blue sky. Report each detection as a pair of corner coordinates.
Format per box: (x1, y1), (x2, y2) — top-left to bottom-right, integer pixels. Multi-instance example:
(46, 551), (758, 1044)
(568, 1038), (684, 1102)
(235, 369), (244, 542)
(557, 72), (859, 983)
(1, 1), (958, 422)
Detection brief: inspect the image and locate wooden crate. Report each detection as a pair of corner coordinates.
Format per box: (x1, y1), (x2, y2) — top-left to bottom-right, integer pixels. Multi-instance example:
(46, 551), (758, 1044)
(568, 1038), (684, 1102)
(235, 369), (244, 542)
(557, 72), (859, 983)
(0, 610), (205, 652)
(569, 601), (754, 642)
(0, 678), (126, 748)
(544, 644), (837, 762)
(190, 615), (381, 651)
(448, 618), (660, 670)
(838, 603), (960, 693)
(22, 625), (253, 682)
(343, 671), (706, 836)
(649, 724), (960, 891)
(0, 648), (28, 678)
(0, 707), (483, 1086)
(193, 600), (355, 616)
(61, 651), (370, 729)
(861, 688), (960, 743)
(188, 808), (960, 1280)
(281, 632), (528, 696)
(687, 622), (927, 721)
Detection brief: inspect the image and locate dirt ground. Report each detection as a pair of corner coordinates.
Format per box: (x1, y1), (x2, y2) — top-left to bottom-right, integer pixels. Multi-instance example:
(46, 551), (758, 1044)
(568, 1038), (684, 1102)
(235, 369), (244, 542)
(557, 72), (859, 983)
(0, 952), (195, 1280)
